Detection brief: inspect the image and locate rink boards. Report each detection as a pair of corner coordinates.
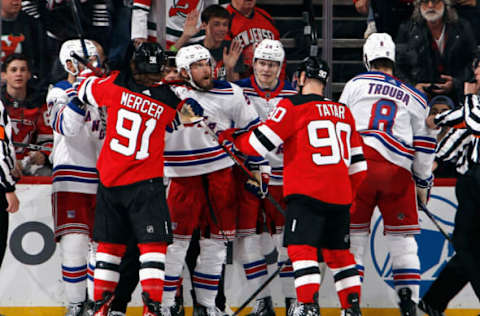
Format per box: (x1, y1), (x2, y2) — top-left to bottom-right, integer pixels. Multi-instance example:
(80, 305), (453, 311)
(0, 178), (478, 315)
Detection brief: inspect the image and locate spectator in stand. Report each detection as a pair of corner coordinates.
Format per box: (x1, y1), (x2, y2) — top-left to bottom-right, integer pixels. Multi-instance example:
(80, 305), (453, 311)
(173, 5), (244, 81)
(226, 0), (284, 79)
(396, 0), (477, 105)
(131, 0), (218, 49)
(2, 0), (48, 90)
(353, 0), (378, 38)
(0, 54), (53, 176)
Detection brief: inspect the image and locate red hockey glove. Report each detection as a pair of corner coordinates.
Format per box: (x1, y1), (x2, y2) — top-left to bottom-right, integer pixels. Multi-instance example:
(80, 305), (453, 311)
(245, 165), (271, 199)
(218, 128), (239, 145)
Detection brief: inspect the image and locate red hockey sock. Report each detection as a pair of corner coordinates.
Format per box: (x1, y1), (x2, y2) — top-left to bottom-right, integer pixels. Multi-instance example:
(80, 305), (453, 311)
(138, 242), (168, 303)
(322, 249), (361, 308)
(287, 245), (320, 303)
(94, 242), (126, 301)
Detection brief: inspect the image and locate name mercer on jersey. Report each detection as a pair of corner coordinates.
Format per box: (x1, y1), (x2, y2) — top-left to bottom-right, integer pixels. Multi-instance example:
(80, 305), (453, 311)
(234, 28), (275, 47)
(120, 91), (165, 119)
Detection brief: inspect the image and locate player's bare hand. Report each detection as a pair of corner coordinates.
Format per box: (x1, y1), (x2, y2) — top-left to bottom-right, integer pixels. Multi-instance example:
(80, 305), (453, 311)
(133, 38), (147, 48)
(223, 40), (243, 71)
(29, 151), (46, 166)
(354, 0), (369, 15)
(432, 75), (453, 94)
(454, 0), (476, 6)
(6, 191), (19, 213)
(178, 98), (204, 123)
(183, 9), (201, 38)
(426, 115), (439, 129)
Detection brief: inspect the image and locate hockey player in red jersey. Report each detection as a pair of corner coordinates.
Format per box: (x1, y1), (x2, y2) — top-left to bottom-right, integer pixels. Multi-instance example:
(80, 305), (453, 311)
(77, 42), (203, 316)
(218, 56), (366, 316)
(161, 44), (260, 316)
(339, 33), (435, 316)
(234, 39), (297, 316)
(47, 39), (105, 316)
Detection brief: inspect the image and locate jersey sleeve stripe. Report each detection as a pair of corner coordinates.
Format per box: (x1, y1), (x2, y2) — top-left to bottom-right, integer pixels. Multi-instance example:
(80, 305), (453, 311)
(78, 77), (99, 108)
(249, 132), (270, 157)
(349, 160), (367, 175)
(257, 125), (283, 147)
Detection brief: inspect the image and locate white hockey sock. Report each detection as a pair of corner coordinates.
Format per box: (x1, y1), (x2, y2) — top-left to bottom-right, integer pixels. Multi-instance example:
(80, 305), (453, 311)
(60, 233), (89, 304)
(273, 233), (296, 298)
(386, 235), (420, 303)
(350, 233), (369, 283)
(235, 235), (271, 300)
(87, 241), (97, 301)
(162, 238), (190, 307)
(194, 238), (227, 307)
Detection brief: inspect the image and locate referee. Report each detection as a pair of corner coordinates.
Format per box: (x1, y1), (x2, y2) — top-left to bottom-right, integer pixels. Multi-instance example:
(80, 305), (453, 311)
(421, 65), (480, 314)
(0, 99), (20, 270)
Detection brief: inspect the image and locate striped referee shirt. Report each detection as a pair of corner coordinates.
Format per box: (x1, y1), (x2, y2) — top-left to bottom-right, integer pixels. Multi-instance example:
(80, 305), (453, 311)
(0, 100), (17, 192)
(434, 94), (480, 171)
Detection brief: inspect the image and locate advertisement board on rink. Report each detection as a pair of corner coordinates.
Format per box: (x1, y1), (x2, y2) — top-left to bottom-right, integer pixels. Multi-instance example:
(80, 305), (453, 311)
(0, 182), (478, 312)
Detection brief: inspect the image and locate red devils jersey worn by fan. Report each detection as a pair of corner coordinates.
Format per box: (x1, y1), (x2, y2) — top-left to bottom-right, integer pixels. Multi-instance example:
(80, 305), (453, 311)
(226, 5), (284, 78)
(230, 94), (367, 205)
(78, 70), (183, 187)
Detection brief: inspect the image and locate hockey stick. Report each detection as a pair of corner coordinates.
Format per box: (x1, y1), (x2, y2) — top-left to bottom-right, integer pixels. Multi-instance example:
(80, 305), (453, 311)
(70, 52), (106, 77)
(233, 259), (291, 316)
(13, 141), (52, 152)
(69, 0), (89, 58)
(418, 200), (453, 244)
(197, 120), (286, 217)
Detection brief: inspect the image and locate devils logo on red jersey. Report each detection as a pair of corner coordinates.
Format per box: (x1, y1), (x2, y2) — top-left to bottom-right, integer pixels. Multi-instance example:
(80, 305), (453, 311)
(169, 0), (199, 18)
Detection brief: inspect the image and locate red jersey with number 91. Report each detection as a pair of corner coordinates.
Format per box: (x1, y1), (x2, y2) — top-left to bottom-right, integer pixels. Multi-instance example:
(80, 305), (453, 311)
(233, 94), (367, 205)
(78, 70), (181, 187)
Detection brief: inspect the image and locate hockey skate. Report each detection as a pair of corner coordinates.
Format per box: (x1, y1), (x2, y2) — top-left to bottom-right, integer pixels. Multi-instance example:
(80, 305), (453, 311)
(93, 292), (115, 316)
(247, 297), (276, 316)
(65, 302), (84, 316)
(193, 304), (224, 316)
(82, 300), (95, 316)
(285, 298), (296, 316)
(142, 292), (163, 316)
(418, 300), (445, 316)
(173, 294), (185, 316)
(288, 301), (320, 316)
(398, 288), (416, 316)
(340, 293), (362, 316)
(108, 312), (126, 316)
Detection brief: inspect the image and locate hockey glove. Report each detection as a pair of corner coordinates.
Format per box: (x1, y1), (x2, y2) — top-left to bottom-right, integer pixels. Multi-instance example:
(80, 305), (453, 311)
(218, 128), (240, 145)
(245, 165), (271, 199)
(414, 174), (433, 205)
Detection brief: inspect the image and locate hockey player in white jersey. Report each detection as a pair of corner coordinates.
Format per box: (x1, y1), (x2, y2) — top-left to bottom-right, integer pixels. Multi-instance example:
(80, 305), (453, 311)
(339, 33), (436, 316)
(47, 39), (105, 316)
(234, 39), (296, 316)
(162, 44), (260, 316)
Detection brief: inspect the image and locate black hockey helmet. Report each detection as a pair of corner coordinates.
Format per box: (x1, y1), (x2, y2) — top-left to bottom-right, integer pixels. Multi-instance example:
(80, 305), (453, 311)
(133, 42), (165, 74)
(164, 50), (177, 68)
(296, 56), (329, 84)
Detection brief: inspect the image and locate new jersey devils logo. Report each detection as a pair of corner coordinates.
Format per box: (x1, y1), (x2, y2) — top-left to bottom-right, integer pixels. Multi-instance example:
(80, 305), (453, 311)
(169, 0), (199, 18)
(1, 34), (25, 60)
(370, 193), (456, 297)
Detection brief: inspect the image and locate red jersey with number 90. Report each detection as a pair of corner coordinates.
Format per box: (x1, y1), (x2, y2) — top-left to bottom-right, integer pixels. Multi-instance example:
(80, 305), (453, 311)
(233, 94), (367, 205)
(78, 70), (182, 187)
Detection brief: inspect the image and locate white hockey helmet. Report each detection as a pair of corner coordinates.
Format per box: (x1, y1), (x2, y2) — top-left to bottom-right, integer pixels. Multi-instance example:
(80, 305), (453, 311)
(176, 44), (215, 89)
(363, 33), (395, 71)
(253, 39), (285, 76)
(59, 39), (99, 76)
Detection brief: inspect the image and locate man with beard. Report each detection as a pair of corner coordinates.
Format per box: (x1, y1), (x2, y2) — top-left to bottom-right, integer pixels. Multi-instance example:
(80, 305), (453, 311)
(161, 44), (259, 316)
(396, 0), (476, 105)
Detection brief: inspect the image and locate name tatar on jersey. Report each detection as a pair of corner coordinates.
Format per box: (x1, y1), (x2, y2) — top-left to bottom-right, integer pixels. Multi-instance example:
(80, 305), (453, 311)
(314, 102), (346, 119)
(120, 91), (164, 120)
